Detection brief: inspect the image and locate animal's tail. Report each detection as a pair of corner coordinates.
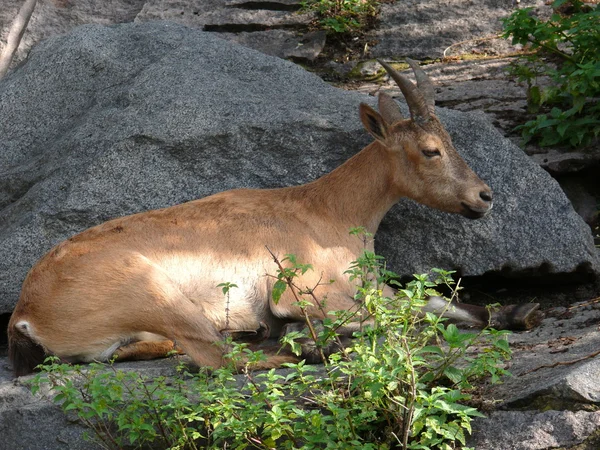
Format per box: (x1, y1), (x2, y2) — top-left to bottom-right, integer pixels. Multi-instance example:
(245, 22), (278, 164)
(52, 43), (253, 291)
(8, 318), (46, 377)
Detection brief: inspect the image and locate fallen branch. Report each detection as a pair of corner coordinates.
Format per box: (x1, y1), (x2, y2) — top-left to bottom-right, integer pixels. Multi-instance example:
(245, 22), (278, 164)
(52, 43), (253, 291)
(568, 296), (600, 310)
(0, 0), (38, 80)
(519, 348), (600, 376)
(442, 34), (501, 58)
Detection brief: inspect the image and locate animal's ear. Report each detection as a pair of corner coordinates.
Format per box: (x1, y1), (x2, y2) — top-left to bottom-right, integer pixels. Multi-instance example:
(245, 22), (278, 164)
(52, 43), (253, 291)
(359, 103), (388, 142)
(378, 92), (404, 125)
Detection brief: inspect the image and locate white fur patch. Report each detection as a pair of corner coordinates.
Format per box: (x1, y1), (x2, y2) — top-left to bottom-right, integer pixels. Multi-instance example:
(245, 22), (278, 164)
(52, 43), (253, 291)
(15, 320), (35, 338)
(97, 341), (124, 362)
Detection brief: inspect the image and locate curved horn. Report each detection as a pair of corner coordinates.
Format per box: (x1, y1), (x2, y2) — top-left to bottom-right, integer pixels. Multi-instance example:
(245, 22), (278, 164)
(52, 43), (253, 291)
(406, 58), (435, 113)
(378, 92), (404, 124)
(378, 59), (430, 125)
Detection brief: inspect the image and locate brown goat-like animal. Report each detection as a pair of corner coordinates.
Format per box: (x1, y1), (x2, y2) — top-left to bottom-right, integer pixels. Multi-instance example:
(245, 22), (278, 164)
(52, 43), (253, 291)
(8, 60), (539, 377)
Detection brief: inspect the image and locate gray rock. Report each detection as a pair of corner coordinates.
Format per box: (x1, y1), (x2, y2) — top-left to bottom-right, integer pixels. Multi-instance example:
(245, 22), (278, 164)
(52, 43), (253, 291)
(465, 300), (600, 449)
(0, 0), (318, 71)
(530, 148), (600, 174)
(556, 172), (600, 226)
(0, 387), (96, 450)
(0, 22), (597, 318)
(167, 7), (314, 29)
(469, 410), (600, 450)
(217, 30), (326, 61)
(0, 357), (181, 450)
(475, 302), (600, 408)
(370, 0), (551, 60)
(226, 0), (302, 8)
(0, 0), (148, 68)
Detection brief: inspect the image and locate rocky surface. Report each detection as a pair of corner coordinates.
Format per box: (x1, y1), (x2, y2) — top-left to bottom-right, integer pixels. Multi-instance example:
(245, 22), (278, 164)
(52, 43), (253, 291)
(484, 301), (600, 407)
(369, 0), (548, 60)
(0, 357), (178, 450)
(466, 298), (600, 449)
(3, 1), (598, 188)
(0, 0), (549, 67)
(0, 22), (597, 314)
(471, 410), (600, 450)
(0, 0), (321, 63)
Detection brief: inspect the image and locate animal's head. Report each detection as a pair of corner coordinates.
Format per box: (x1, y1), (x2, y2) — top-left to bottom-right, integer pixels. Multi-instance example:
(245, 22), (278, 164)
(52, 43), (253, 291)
(359, 59), (493, 219)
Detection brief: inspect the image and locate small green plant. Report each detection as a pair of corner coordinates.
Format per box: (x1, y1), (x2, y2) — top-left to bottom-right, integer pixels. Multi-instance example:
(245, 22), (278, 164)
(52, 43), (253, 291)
(301, 0), (380, 34)
(502, 0), (600, 147)
(29, 232), (511, 449)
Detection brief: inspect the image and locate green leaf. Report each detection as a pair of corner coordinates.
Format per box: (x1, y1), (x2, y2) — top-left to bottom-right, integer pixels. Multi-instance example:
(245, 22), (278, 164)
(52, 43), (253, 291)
(443, 366), (464, 384)
(556, 121), (570, 137)
(271, 279), (287, 304)
(419, 345), (445, 356)
(494, 338), (511, 353)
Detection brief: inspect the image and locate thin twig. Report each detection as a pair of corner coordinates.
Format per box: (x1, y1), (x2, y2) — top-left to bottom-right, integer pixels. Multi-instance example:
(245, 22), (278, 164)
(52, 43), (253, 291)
(442, 34), (502, 58)
(567, 296), (600, 310)
(520, 349), (600, 376)
(265, 246), (329, 365)
(303, 274), (352, 362)
(141, 381), (171, 445)
(400, 336), (416, 450)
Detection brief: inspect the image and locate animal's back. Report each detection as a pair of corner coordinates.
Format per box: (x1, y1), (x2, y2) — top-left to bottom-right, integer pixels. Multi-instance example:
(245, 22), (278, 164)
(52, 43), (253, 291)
(8, 185), (360, 375)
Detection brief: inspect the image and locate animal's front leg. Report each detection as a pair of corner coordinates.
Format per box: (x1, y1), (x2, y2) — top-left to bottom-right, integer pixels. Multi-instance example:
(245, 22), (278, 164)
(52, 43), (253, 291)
(423, 296), (543, 330)
(221, 322), (271, 343)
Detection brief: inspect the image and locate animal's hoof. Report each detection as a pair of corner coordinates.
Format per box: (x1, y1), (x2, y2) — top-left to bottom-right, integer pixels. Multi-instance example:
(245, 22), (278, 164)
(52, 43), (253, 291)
(221, 322), (270, 343)
(490, 303), (543, 331)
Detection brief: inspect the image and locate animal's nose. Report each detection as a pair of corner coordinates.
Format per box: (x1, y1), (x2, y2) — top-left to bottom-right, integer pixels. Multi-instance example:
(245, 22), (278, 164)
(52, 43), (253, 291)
(480, 190), (493, 203)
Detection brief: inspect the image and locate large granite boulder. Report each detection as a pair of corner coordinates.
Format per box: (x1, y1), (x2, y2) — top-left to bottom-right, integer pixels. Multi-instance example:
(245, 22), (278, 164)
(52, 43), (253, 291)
(0, 22), (597, 315)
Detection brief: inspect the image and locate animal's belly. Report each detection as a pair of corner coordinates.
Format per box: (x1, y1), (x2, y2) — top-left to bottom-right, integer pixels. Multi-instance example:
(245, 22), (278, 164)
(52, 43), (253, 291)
(159, 255), (273, 330)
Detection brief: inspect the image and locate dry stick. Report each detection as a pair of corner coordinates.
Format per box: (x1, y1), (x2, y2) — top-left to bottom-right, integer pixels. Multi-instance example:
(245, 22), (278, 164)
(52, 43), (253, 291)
(265, 246), (328, 365)
(568, 296), (600, 310)
(519, 295), (600, 375)
(400, 336), (417, 450)
(442, 34), (501, 58)
(520, 348), (600, 376)
(302, 273), (353, 362)
(141, 381), (171, 445)
(0, 0), (38, 80)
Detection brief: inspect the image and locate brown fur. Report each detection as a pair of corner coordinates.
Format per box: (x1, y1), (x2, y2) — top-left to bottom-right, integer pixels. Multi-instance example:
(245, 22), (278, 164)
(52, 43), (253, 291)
(8, 66), (495, 377)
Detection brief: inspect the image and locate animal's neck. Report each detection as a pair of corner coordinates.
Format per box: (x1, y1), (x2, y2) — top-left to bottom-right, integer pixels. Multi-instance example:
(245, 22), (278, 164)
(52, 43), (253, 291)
(300, 142), (402, 235)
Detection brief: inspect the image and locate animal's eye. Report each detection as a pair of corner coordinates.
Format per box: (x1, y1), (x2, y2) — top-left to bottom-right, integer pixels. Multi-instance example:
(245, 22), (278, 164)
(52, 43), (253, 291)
(422, 148), (441, 158)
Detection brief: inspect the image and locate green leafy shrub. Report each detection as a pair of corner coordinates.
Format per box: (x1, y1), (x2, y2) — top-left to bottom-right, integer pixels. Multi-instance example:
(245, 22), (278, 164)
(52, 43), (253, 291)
(29, 231), (511, 449)
(301, 0), (380, 34)
(502, 0), (600, 147)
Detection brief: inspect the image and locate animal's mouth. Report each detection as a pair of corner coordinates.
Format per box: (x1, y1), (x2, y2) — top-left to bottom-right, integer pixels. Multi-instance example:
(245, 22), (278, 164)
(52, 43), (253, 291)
(460, 202), (492, 220)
